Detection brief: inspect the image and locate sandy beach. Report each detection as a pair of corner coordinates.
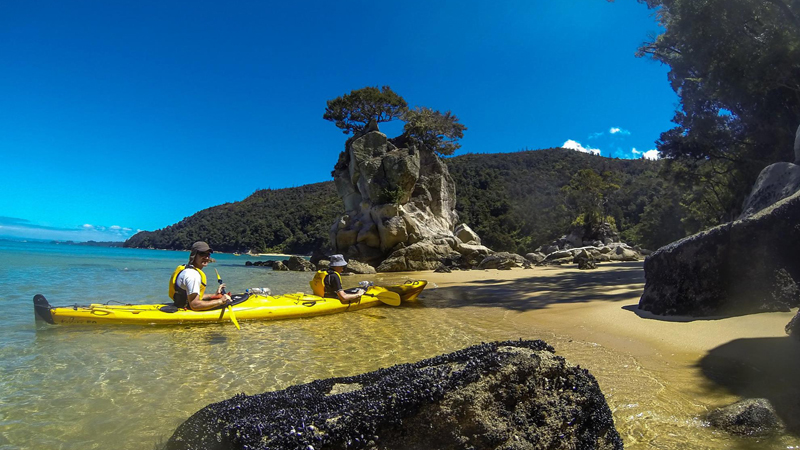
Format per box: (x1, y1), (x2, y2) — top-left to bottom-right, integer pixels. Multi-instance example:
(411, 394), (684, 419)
(397, 261), (800, 448)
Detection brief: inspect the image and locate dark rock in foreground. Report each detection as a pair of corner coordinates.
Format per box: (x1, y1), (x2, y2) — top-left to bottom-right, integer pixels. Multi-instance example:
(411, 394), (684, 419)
(708, 398), (784, 437)
(638, 190), (800, 316)
(166, 340), (622, 450)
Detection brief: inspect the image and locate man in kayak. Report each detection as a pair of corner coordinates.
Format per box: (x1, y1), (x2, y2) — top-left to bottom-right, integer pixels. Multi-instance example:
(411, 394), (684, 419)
(169, 241), (232, 311)
(322, 254), (365, 304)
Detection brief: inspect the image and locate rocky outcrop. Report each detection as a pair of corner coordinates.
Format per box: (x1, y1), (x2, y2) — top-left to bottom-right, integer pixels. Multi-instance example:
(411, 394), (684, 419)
(166, 340), (622, 450)
(708, 398), (784, 437)
(563, 222), (620, 248)
(641, 127), (800, 318)
(538, 244), (641, 266)
(738, 162), (800, 219)
(638, 189), (800, 316)
(345, 259), (377, 275)
(524, 252), (546, 265)
(330, 131), (492, 271)
(739, 125), (800, 218)
(477, 252), (531, 270)
(286, 255), (315, 272)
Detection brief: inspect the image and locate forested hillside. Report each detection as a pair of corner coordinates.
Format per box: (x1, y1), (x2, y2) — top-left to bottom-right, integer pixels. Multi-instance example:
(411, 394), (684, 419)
(447, 148), (685, 253)
(125, 149), (686, 254)
(124, 182), (342, 254)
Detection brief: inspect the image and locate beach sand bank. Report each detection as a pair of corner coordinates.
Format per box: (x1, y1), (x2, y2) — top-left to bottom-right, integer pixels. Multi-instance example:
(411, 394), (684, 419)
(396, 261), (800, 448)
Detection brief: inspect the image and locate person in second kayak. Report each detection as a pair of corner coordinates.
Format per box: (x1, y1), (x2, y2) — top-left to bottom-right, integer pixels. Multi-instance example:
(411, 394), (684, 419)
(324, 254), (365, 304)
(168, 241), (231, 311)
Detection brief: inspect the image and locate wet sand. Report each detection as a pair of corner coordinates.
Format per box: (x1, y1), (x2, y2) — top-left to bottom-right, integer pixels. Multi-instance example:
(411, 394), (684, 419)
(418, 261), (794, 360)
(401, 261), (800, 446)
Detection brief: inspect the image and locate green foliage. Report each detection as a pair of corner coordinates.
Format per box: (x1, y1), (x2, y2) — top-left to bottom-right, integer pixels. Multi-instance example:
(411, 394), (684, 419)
(561, 169), (620, 227)
(401, 107), (467, 156)
(447, 148), (683, 253)
(571, 214), (616, 230)
(378, 186), (405, 205)
(124, 182), (343, 254)
(629, 0), (800, 224)
(324, 87), (467, 156)
(322, 86), (407, 135)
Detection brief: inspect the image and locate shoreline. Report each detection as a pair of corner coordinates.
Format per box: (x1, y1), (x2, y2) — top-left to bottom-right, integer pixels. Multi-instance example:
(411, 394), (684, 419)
(412, 262), (795, 360)
(393, 262), (800, 445)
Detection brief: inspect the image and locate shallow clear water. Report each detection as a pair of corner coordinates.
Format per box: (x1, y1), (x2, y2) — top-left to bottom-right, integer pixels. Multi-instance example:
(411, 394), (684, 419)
(1, 241), (798, 449)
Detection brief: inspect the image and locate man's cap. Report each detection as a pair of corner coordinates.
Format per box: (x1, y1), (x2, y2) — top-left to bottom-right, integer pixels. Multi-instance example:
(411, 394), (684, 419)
(191, 241), (213, 253)
(329, 254), (347, 267)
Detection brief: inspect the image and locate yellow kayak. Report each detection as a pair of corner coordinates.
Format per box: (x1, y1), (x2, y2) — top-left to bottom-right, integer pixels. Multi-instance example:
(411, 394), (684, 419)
(33, 281), (427, 326)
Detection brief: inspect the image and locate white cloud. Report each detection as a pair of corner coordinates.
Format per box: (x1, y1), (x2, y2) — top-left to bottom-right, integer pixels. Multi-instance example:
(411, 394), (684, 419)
(563, 140), (601, 155)
(0, 218), (138, 242)
(609, 127), (631, 136)
(632, 147), (659, 160)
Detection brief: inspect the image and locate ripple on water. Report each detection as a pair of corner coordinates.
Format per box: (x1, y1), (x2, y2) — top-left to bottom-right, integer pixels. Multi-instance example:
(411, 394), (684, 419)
(2, 281), (800, 449)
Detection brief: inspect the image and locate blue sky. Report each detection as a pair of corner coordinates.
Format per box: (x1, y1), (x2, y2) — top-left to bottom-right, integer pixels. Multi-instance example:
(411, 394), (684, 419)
(0, 0), (676, 242)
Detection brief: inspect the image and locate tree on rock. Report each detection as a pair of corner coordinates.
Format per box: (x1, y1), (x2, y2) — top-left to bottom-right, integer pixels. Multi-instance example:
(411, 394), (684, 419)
(402, 107), (467, 156)
(323, 86), (408, 135)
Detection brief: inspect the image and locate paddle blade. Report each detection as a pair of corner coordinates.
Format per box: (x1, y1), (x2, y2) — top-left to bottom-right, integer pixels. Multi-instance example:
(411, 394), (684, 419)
(227, 305), (241, 330)
(366, 290), (401, 306)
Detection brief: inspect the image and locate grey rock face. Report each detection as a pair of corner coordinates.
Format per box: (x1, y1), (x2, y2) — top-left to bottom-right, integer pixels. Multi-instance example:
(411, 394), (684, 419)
(454, 223), (481, 245)
(166, 340), (623, 450)
(344, 259), (376, 275)
(708, 398), (784, 436)
(795, 123), (800, 164)
(330, 131), (494, 271)
(285, 255), (315, 272)
(739, 162), (800, 219)
(738, 125), (800, 218)
(478, 252), (529, 270)
(638, 190), (800, 316)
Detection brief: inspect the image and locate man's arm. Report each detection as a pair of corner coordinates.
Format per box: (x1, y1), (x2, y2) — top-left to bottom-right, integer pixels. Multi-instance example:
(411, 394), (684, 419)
(188, 292), (231, 311)
(335, 288), (364, 304)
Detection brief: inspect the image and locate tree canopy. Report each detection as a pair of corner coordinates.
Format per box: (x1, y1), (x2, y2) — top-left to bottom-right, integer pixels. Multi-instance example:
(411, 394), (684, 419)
(561, 169), (621, 227)
(401, 107), (467, 156)
(324, 86), (467, 156)
(630, 0), (800, 223)
(322, 86), (407, 135)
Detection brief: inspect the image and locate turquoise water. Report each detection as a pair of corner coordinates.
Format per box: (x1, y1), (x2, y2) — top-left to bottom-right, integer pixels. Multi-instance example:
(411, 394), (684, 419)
(0, 241), (524, 450)
(2, 241), (798, 449)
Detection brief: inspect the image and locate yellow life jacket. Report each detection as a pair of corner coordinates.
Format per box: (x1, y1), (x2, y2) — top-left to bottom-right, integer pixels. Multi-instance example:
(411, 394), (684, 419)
(168, 265), (207, 309)
(309, 269), (342, 298)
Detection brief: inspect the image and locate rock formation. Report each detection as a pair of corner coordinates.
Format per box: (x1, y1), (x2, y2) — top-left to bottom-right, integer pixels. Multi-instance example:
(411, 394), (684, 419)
(708, 398), (784, 437)
(165, 340), (622, 450)
(638, 189), (800, 316)
(330, 131), (492, 271)
(639, 125), (800, 317)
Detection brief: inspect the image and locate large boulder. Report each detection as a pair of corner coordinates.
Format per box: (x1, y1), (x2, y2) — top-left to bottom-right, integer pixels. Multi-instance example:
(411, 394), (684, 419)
(477, 252), (530, 270)
(708, 398), (784, 437)
(285, 256), (315, 272)
(454, 223), (481, 245)
(739, 125), (800, 218)
(638, 189), (800, 316)
(166, 340), (623, 450)
(375, 241), (453, 272)
(738, 162), (800, 219)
